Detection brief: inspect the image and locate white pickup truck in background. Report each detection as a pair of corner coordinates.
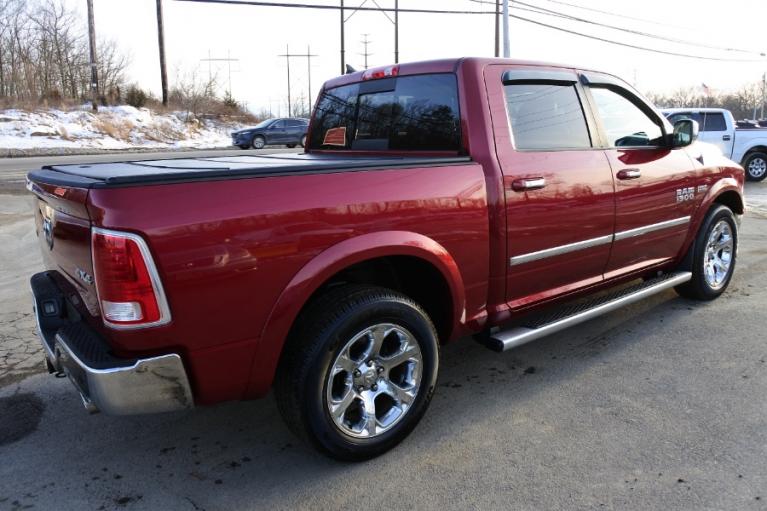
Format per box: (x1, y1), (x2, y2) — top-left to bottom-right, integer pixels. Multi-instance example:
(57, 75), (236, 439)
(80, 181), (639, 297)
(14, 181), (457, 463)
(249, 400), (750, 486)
(661, 107), (767, 181)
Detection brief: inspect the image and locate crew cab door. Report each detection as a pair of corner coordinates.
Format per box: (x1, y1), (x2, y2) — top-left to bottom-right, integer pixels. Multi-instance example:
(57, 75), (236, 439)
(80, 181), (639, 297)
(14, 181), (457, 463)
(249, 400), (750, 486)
(580, 73), (697, 278)
(486, 66), (616, 308)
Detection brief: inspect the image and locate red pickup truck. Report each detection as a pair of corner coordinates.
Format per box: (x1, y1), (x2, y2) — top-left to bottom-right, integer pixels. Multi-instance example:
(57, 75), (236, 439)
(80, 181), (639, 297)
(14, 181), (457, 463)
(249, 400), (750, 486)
(28, 58), (744, 460)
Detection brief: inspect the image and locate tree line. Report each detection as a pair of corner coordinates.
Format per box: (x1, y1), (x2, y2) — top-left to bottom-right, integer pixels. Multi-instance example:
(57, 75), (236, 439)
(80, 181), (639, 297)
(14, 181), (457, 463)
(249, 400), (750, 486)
(0, 0), (128, 106)
(645, 81), (766, 121)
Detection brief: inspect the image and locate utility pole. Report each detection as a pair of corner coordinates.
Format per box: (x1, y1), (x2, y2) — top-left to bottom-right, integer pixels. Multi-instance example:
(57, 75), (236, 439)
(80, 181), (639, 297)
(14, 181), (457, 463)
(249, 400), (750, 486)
(761, 72), (766, 120)
(307, 45), (314, 113)
(85, 0), (99, 111)
(360, 34), (372, 69)
(340, 0), (346, 74)
(200, 52), (239, 96)
(156, 0), (169, 106)
(502, 0), (510, 58)
(394, 0), (399, 63)
(494, 0), (500, 57)
(278, 46), (318, 117)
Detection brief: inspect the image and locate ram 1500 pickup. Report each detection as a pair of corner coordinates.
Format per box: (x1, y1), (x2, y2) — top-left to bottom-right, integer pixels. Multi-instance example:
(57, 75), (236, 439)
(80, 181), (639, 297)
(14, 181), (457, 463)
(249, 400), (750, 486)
(28, 58), (744, 460)
(662, 107), (767, 181)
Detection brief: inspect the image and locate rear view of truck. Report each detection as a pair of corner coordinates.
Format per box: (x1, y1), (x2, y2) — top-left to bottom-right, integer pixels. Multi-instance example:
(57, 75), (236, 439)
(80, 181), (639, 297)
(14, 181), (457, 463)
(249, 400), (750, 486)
(28, 177), (193, 415)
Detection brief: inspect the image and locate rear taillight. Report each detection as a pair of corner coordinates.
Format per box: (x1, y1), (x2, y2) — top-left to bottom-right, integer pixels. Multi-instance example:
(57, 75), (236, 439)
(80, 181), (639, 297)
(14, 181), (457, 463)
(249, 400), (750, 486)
(91, 228), (170, 329)
(362, 65), (399, 81)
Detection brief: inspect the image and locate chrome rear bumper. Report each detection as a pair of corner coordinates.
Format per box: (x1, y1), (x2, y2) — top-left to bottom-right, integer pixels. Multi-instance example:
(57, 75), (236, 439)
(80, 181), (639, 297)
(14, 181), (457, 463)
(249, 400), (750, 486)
(31, 271), (193, 415)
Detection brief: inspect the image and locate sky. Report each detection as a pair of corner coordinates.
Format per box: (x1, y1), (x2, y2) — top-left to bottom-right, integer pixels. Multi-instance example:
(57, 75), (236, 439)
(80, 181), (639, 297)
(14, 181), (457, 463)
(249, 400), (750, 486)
(63, 0), (767, 114)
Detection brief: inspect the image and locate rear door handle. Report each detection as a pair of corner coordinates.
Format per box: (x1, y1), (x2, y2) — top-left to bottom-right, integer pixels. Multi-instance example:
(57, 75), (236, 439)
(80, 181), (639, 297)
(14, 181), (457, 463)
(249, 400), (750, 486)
(510, 177), (546, 191)
(617, 169), (641, 180)
(722, 135), (731, 141)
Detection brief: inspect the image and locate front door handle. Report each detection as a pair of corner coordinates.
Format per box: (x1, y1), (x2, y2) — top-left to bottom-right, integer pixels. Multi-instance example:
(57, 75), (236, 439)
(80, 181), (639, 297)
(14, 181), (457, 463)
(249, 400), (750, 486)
(510, 177), (546, 191)
(617, 169), (641, 180)
(722, 135), (732, 141)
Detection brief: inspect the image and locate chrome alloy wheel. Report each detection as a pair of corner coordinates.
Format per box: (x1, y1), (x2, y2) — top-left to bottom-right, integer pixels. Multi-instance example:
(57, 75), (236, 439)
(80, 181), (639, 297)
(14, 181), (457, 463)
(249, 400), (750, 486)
(704, 219), (734, 290)
(748, 156), (767, 179)
(325, 323), (422, 439)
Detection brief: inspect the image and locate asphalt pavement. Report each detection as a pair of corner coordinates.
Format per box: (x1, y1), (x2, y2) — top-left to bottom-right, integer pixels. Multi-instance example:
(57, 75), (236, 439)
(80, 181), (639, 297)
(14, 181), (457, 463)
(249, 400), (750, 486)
(0, 163), (765, 510)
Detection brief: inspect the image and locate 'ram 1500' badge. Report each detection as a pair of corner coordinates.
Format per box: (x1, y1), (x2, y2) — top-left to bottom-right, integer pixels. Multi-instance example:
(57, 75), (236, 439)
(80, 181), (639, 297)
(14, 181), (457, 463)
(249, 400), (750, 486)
(676, 187), (695, 203)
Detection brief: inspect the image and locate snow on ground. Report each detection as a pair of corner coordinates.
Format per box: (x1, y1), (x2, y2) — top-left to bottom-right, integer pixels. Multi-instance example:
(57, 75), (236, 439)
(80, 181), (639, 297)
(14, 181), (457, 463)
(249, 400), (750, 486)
(0, 105), (248, 150)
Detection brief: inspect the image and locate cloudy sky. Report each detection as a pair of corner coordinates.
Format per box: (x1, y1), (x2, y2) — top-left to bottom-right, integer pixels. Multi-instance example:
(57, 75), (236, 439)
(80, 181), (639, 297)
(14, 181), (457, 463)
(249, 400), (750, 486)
(64, 0), (767, 114)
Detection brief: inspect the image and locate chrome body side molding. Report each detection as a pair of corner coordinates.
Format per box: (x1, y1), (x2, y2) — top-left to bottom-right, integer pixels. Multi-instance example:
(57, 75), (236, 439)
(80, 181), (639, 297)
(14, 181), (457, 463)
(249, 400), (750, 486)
(510, 216), (691, 267)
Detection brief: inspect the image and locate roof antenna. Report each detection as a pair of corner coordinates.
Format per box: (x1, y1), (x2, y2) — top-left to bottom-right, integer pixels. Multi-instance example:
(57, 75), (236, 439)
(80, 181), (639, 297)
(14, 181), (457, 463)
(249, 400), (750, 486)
(345, 64), (358, 74)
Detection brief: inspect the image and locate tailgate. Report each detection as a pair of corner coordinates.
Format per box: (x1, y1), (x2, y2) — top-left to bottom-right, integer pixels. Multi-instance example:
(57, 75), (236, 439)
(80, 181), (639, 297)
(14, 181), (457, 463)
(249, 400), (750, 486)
(28, 177), (100, 318)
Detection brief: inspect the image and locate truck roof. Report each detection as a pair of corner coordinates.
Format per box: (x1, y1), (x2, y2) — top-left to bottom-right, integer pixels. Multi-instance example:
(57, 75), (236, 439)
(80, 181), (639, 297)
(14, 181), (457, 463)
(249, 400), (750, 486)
(322, 56), (614, 90)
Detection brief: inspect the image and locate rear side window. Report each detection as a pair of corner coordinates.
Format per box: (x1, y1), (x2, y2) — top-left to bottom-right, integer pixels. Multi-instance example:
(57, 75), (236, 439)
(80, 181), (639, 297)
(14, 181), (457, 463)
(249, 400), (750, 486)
(668, 112), (703, 127)
(504, 84), (591, 150)
(309, 74), (461, 151)
(702, 113), (727, 131)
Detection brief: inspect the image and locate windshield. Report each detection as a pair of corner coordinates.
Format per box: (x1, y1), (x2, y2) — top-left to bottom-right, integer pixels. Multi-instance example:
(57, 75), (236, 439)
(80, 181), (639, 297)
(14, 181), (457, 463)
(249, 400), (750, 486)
(309, 73), (462, 152)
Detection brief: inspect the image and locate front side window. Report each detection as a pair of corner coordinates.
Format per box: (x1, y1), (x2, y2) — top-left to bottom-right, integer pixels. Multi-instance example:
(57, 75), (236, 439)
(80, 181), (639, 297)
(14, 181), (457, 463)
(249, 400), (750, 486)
(309, 74), (461, 151)
(590, 87), (664, 147)
(504, 83), (591, 150)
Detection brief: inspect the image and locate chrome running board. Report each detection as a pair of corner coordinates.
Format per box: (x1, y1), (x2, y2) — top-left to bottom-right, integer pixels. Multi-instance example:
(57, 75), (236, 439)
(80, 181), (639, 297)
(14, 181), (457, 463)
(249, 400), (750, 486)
(487, 272), (692, 352)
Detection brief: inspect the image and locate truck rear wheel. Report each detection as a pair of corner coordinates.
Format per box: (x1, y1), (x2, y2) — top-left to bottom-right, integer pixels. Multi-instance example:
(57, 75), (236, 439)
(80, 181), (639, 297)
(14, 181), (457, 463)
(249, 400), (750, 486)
(274, 285), (439, 461)
(744, 152), (767, 181)
(675, 205), (737, 300)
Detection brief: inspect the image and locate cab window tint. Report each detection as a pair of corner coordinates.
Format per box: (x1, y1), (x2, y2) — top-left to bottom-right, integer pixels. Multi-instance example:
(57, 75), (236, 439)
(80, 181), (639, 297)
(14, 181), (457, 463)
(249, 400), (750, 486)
(309, 74), (461, 151)
(590, 87), (664, 147)
(504, 83), (591, 150)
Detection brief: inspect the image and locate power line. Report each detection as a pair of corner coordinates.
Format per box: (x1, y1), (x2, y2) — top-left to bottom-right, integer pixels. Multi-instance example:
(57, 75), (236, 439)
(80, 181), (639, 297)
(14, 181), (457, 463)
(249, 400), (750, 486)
(175, 0), (490, 14)
(512, 0), (766, 57)
(466, 0), (765, 57)
(510, 13), (766, 62)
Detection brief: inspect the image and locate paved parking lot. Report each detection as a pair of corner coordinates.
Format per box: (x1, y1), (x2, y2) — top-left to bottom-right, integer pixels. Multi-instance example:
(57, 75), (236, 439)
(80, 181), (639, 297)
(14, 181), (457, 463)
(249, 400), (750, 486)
(0, 181), (766, 510)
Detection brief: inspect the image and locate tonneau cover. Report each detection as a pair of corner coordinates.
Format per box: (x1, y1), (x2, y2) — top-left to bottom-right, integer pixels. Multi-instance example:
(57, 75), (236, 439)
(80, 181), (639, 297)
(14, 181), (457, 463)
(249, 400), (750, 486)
(29, 153), (471, 188)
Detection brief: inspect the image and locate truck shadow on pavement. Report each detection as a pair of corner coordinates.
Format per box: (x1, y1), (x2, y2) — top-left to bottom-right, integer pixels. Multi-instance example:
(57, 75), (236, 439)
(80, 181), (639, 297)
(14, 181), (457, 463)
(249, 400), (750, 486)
(1, 286), (734, 510)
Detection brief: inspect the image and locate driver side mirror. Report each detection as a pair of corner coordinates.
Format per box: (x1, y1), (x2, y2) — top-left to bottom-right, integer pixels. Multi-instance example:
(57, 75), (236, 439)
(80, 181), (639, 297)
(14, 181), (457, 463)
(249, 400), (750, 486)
(671, 119), (699, 148)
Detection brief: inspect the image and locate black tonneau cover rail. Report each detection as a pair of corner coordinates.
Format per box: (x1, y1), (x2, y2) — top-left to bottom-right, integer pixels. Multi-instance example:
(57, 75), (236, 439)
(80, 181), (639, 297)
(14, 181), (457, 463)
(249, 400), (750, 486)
(28, 153), (473, 189)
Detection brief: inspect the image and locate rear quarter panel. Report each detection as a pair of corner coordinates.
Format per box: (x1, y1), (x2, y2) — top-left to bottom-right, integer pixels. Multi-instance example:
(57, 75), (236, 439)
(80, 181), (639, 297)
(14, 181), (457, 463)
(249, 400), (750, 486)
(86, 164), (489, 401)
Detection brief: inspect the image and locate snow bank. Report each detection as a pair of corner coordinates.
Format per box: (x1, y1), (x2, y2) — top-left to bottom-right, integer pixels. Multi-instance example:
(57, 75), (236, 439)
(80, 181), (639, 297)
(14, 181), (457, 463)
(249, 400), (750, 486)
(0, 105), (248, 150)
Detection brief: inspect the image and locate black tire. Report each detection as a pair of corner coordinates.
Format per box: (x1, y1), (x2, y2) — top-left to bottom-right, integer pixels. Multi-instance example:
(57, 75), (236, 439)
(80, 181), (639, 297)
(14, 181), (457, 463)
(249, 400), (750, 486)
(743, 152), (767, 181)
(675, 205), (738, 300)
(274, 285), (439, 461)
(251, 135), (266, 150)
(286, 144), (297, 148)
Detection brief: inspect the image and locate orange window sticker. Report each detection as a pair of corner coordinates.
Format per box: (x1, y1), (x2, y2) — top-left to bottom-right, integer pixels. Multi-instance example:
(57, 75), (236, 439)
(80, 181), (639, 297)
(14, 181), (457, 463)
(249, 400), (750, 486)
(323, 127), (347, 146)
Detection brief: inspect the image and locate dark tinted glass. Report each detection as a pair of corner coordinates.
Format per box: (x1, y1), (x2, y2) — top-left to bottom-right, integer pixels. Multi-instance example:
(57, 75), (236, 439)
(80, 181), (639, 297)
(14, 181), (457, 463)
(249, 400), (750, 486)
(504, 84), (591, 150)
(286, 119), (305, 127)
(668, 112), (703, 126)
(271, 120), (286, 129)
(703, 113), (727, 131)
(590, 87), (663, 147)
(309, 74), (461, 151)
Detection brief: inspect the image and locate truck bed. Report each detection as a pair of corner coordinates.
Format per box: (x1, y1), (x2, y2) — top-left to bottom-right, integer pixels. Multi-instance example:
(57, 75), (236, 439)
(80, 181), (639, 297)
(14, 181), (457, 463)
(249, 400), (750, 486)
(28, 153), (472, 188)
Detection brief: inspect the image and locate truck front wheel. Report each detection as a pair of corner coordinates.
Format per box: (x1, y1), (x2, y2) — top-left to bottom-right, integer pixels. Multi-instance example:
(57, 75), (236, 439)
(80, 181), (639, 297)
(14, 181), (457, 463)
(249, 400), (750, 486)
(744, 152), (767, 181)
(274, 285), (439, 461)
(675, 205), (738, 300)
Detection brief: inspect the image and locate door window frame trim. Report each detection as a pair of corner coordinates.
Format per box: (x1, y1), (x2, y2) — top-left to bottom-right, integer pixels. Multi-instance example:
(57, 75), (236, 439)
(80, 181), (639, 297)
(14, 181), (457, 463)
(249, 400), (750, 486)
(501, 69), (602, 153)
(578, 72), (673, 150)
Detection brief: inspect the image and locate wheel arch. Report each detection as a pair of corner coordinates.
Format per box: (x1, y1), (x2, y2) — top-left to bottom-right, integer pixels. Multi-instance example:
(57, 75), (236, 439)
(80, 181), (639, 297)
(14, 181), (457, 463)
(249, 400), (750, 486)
(245, 231), (467, 397)
(741, 145), (767, 165)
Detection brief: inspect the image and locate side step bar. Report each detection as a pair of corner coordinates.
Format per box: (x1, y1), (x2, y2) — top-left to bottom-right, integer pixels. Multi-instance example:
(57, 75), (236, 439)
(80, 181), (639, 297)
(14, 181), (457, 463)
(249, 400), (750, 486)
(487, 272), (692, 352)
